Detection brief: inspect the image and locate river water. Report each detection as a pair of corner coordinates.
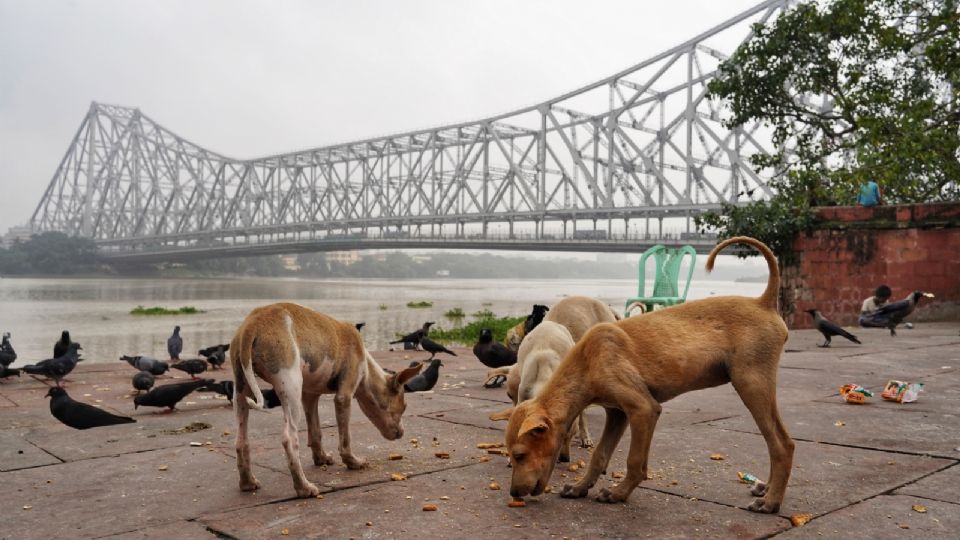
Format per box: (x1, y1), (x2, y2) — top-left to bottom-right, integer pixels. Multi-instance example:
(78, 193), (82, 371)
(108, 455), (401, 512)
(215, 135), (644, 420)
(0, 275), (763, 366)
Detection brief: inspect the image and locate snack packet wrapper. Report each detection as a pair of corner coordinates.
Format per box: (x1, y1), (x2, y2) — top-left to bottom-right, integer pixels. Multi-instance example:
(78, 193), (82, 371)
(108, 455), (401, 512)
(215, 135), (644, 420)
(737, 471), (761, 485)
(881, 380), (924, 403)
(839, 384), (873, 404)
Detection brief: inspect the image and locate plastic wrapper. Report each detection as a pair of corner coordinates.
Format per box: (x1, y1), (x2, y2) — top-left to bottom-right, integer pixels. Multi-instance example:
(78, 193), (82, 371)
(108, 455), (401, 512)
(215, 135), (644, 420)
(737, 471), (761, 485)
(881, 380), (924, 403)
(839, 384), (873, 404)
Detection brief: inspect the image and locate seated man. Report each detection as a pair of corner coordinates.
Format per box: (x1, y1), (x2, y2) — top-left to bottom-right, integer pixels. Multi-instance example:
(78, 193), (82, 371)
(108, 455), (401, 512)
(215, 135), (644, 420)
(859, 285), (892, 327)
(857, 179), (883, 207)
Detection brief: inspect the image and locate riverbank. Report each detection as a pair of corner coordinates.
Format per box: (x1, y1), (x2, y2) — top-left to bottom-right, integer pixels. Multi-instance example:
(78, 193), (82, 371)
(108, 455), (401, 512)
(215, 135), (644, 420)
(3, 323), (959, 538)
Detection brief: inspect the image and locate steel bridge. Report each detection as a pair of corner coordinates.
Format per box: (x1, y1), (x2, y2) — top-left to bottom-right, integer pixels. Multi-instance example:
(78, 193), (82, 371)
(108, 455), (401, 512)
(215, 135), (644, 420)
(29, 0), (792, 263)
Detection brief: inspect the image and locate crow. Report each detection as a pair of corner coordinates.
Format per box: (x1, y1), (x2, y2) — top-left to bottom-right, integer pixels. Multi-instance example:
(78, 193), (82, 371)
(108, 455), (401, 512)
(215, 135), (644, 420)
(355, 322), (366, 331)
(132, 371), (155, 393)
(198, 344), (229, 370)
(871, 291), (935, 336)
(197, 379), (234, 403)
(403, 359), (443, 392)
(53, 330), (73, 359)
(171, 359), (208, 379)
(134, 378), (214, 411)
(0, 332), (17, 367)
(167, 326), (183, 361)
(389, 322), (435, 350)
(805, 309), (861, 348)
(473, 328), (517, 368)
(120, 355), (170, 376)
(46, 387), (135, 429)
(0, 365), (21, 380)
(262, 388), (282, 409)
(23, 342), (83, 386)
(420, 336), (456, 360)
(524, 304), (550, 334)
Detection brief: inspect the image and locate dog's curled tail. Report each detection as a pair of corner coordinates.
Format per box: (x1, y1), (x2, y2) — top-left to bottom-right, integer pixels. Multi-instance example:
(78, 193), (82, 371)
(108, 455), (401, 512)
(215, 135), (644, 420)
(231, 330), (265, 411)
(706, 236), (780, 310)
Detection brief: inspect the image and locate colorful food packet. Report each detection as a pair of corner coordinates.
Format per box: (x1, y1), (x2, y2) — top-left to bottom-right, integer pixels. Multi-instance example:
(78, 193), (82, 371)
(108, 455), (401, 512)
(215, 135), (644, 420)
(737, 471), (761, 484)
(839, 384), (873, 404)
(882, 380), (924, 403)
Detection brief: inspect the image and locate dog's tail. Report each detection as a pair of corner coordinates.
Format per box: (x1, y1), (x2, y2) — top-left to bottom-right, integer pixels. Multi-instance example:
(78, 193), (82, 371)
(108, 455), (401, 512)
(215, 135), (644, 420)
(231, 329), (265, 411)
(706, 236), (779, 310)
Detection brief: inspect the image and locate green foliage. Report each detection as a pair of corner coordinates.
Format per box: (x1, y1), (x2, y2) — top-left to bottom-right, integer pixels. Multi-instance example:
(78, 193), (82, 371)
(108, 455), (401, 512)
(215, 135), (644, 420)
(430, 314), (525, 345)
(378, 304), (388, 311)
(472, 308), (496, 319)
(696, 201), (816, 264)
(443, 307), (465, 318)
(406, 301), (433, 309)
(0, 232), (99, 275)
(130, 305), (205, 316)
(708, 0), (960, 204)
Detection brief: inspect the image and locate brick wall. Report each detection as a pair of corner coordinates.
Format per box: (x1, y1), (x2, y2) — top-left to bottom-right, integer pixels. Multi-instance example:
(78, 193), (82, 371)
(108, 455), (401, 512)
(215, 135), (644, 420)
(782, 202), (960, 329)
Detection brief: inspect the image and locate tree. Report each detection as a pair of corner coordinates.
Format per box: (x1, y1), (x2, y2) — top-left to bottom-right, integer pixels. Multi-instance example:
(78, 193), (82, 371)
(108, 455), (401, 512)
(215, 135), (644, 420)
(708, 0), (959, 205)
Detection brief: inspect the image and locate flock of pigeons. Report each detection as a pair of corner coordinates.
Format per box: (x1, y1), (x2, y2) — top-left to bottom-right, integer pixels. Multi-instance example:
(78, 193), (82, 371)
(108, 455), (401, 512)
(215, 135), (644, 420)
(805, 290), (935, 347)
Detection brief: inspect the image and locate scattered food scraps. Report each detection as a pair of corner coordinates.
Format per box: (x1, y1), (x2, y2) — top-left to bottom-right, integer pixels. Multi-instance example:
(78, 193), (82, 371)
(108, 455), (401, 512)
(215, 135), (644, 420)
(709, 453), (725, 461)
(477, 442), (504, 449)
(388, 453), (403, 460)
(158, 465), (169, 471)
(440, 496), (450, 500)
(912, 504), (927, 513)
(281, 528), (289, 535)
(508, 498), (526, 508)
(567, 463), (580, 472)
(478, 456), (491, 463)
(790, 513), (813, 527)
(435, 452), (450, 459)
(161, 421), (211, 435)
(390, 473), (408, 481)
(839, 384), (873, 404)
(22, 505), (32, 510)
(611, 472), (624, 479)
(422, 504), (438, 511)
(489, 481), (501, 491)
(897, 523), (910, 529)
(834, 421), (846, 427)
(189, 442), (202, 447)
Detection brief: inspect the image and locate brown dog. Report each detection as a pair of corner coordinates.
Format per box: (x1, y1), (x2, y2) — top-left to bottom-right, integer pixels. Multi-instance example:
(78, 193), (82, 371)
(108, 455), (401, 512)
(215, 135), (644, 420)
(231, 303), (422, 498)
(504, 237), (794, 513)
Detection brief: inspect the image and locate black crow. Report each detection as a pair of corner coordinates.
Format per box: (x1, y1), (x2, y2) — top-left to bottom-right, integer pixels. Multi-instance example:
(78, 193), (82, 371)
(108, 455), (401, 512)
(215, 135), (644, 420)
(167, 326), (183, 361)
(389, 322), (435, 350)
(524, 305), (550, 334)
(171, 359), (208, 379)
(120, 355), (170, 376)
(355, 322), (366, 331)
(134, 378), (214, 411)
(805, 309), (861, 348)
(53, 330), (73, 358)
(198, 344), (229, 370)
(132, 371), (155, 393)
(403, 359), (443, 392)
(46, 387), (135, 429)
(420, 336), (456, 360)
(23, 342), (83, 386)
(197, 379), (234, 403)
(0, 332), (17, 367)
(871, 291), (935, 336)
(0, 365), (21, 380)
(473, 328), (517, 368)
(262, 388), (282, 409)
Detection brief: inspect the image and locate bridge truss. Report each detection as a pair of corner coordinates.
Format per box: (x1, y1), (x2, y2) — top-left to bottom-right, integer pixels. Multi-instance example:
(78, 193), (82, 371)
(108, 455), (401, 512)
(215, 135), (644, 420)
(30, 0), (792, 261)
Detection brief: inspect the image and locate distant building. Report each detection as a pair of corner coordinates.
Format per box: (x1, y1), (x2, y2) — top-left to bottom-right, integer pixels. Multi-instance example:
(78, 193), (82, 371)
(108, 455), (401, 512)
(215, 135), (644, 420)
(2, 225), (33, 249)
(326, 251), (361, 266)
(281, 256), (301, 271)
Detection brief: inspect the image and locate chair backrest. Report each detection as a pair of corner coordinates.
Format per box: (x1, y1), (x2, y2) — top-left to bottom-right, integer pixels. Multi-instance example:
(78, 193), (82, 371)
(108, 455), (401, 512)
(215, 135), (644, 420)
(637, 245), (697, 300)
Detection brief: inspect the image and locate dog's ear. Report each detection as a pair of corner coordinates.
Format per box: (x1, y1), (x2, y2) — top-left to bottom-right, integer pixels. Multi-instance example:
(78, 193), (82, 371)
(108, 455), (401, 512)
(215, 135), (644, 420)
(518, 413), (551, 438)
(489, 407), (514, 421)
(393, 363), (423, 390)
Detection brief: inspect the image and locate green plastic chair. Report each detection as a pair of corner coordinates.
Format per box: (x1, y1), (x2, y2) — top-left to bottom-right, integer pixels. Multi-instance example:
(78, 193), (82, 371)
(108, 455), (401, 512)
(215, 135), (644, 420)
(624, 244), (697, 317)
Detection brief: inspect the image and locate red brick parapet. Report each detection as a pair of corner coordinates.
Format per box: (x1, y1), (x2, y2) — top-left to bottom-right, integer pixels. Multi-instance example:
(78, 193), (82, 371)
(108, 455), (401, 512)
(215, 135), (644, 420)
(782, 202), (960, 329)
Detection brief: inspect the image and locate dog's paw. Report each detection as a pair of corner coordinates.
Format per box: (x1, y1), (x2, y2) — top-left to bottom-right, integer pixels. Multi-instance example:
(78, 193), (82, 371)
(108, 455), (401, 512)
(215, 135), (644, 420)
(295, 481), (322, 498)
(579, 436), (594, 448)
(595, 486), (627, 504)
(750, 481), (768, 497)
(747, 497), (780, 514)
(560, 483), (590, 499)
(239, 476), (261, 492)
(313, 451), (335, 466)
(343, 455), (368, 470)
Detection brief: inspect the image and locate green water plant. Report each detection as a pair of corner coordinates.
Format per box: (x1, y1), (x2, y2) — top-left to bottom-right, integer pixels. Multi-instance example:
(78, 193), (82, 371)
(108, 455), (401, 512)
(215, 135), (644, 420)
(130, 306), (205, 316)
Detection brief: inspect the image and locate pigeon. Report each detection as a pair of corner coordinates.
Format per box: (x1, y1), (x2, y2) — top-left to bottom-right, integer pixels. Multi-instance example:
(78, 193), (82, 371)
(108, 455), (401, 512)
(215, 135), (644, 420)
(389, 322), (435, 350)
(23, 342), (83, 386)
(53, 330), (73, 358)
(0, 365), (21, 380)
(198, 344), (229, 370)
(46, 387), (135, 429)
(0, 333), (17, 367)
(473, 328), (517, 368)
(197, 379), (234, 403)
(171, 359), (208, 379)
(167, 326), (183, 361)
(355, 322), (366, 331)
(134, 378), (214, 411)
(871, 291), (935, 336)
(132, 371), (155, 393)
(419, 336), (457, 360)
(120, 355), (170, 376)
(403, 359), (443, 392)
(805, 309), (862, 348)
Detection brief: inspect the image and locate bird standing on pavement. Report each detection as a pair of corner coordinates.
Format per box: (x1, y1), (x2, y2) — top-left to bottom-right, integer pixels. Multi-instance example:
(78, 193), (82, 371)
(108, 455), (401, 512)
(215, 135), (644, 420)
(171, 359), (208, 379)
(132, 371), (155, 393)
(53, 330), (73, 359)
(403, 359), (444, 392)
(121, 355), (170, 376)
(167, 326), (183, 361)
(0, 365), (21, 380)
(23, 342), (83, 386)
(198, 344), (229, 370)
(420, 336), (456, 360)
(870, 291), (935, 336)
(473, 328), (517, 368)
(197, 379), (234, 403)
(806, 309), (861, 348)
(46, 387), (135, 429)
(134, 378), (214, 411)
(1, 332), (17, 367)
(389, 322), (435, 350)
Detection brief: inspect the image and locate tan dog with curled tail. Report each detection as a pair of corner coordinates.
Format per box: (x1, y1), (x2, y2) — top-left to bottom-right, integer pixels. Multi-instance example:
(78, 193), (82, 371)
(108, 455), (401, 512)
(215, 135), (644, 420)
(503, 237), (794, 514)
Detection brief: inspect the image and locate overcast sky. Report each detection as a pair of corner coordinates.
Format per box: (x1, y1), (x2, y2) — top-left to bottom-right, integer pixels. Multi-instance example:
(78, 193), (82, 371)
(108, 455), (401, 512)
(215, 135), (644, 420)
(0, 0), (766, 234)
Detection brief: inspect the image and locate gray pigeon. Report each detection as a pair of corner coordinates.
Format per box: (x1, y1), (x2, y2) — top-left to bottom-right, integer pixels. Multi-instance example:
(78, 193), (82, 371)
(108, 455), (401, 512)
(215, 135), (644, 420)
(167, 326), (183, 361)
(403, 359), (443, 392)
(0, 365), (21, 380)
(132, 371), (155, 393)
(198, 344), (229, 370)
(0, 333), (17, 367)
(46, 387), (135, 429)
(23, 342), (83, 386)
(121, 355), (170, 376)
(171, 359), (208, 379)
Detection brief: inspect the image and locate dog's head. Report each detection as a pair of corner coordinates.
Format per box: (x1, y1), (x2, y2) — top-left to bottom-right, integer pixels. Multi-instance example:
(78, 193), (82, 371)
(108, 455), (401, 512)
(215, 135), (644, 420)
(505, 401), (561, 498)
(357, 363), (422, 440)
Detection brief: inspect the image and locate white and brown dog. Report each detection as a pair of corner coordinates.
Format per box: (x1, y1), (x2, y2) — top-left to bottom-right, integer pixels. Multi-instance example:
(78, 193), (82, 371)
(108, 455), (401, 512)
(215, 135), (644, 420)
(231, 303), (421, 498)
(503, 237), (794, 514)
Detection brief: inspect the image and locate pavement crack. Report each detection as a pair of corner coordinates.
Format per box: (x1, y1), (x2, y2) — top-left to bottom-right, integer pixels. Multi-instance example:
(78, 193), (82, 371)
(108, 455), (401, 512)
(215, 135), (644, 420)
(415, 413), (504, 432)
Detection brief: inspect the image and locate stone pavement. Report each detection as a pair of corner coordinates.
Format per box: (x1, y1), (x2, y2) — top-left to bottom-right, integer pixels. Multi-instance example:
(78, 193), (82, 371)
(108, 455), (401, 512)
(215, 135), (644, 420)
(2, 322), (959, 539)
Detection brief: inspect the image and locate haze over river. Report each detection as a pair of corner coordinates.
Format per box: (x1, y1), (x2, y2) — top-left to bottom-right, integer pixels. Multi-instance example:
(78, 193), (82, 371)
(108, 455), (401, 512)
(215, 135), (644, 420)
(0, 275), (763, 366)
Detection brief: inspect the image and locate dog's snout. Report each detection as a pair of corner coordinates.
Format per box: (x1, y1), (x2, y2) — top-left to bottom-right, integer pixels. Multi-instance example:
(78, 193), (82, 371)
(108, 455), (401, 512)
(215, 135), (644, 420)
(393, 427), (403, 439)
